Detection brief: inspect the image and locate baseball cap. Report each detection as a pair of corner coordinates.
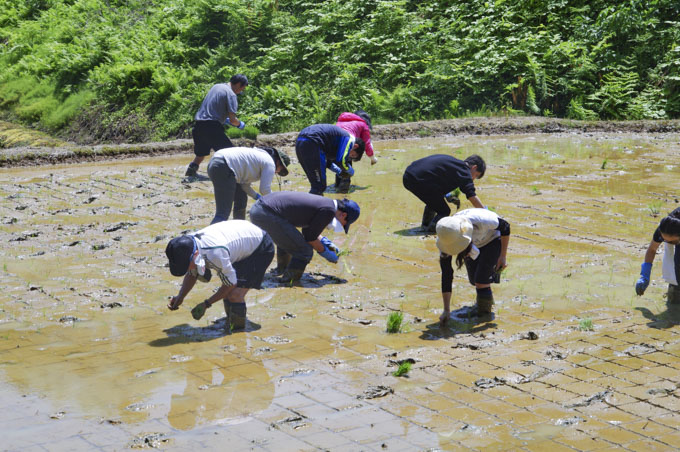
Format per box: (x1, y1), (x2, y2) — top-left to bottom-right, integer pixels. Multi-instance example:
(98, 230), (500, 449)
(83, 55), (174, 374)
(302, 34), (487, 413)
(165, 235), (195, 276)
(341, 199), (360, 233)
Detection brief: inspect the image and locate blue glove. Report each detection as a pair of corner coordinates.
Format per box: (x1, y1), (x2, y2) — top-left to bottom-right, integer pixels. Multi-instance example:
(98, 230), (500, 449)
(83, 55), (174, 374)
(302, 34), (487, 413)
(346, 166), (355, 177)
(329, 163), (342, 175)
(238, 120), (246, 130)
(318, 244), (338, 263)
(320, 236), (339, 253)
(635, 262), (652, 295)
(255, 193), (262, 200)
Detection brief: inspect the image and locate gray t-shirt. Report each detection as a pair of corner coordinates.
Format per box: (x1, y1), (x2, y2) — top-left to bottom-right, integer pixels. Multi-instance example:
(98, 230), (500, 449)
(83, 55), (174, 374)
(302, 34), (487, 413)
(194, 83), (238, 124)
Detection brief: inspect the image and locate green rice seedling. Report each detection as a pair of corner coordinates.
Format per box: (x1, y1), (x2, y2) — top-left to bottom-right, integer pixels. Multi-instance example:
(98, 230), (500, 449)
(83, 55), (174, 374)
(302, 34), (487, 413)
(648, 200), (664, 217)
(578, 318), (594, 331)
(337, 249), (352, 257)
(392, 361), (412, 377)
(531, 186), (541, 196)
(243, 125), (258, 139)
(386, 311), (403, 333)
(601, 159), (608, 170)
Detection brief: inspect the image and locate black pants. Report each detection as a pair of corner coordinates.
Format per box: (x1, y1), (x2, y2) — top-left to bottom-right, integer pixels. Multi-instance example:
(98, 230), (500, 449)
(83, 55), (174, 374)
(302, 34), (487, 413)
(402, 171), (451, 219)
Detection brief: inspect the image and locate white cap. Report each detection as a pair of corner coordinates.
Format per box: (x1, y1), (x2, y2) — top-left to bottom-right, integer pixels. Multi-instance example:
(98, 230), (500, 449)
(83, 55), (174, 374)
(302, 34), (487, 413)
(435, 216), (473, 256)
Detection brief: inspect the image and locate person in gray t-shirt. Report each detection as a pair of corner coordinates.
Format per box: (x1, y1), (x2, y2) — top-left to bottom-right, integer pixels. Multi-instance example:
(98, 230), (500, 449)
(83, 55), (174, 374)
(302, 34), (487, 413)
(185, 74), (249, 178)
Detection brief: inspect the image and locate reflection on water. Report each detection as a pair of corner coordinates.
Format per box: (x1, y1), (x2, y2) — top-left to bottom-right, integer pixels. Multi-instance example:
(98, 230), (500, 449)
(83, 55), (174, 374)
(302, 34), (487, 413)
(1, 133), (679, 449)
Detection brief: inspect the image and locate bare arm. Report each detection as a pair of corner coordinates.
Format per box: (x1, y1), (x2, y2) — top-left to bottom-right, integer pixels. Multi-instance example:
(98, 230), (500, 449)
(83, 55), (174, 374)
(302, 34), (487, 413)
(205, 284), (237, 306)
(227, 111), (240, 127)
(309, 238), (324, 253)
(168, 272), (198, 310)
(644, 240), (661, 264)
(469, 195), (484, 209)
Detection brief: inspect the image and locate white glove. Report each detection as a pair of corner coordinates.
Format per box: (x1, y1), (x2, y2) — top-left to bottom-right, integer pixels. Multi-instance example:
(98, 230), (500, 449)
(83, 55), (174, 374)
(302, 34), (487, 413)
(370, 155), (378, 165)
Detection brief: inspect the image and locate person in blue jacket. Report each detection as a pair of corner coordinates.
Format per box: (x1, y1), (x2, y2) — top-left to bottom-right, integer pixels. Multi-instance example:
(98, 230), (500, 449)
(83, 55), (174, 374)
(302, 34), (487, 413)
(635, 207), (680, 305)
(295, 124), (365, 195)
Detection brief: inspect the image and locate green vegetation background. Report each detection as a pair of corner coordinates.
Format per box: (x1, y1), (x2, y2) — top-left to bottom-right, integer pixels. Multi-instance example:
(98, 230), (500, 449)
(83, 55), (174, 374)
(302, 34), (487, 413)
(0, 0), (678, 143)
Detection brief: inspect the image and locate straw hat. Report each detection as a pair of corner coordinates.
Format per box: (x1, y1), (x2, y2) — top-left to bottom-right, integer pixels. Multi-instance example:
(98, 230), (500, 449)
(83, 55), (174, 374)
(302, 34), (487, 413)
(435, 216), (472, 256)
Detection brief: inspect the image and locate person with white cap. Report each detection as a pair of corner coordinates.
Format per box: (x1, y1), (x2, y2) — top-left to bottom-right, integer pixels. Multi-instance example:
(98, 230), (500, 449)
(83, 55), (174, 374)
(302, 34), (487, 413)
(635, 207), (680, 305)
(165, 220), (274, 331)
(249, 191), (360, 283)
(435, 208), (511, 325)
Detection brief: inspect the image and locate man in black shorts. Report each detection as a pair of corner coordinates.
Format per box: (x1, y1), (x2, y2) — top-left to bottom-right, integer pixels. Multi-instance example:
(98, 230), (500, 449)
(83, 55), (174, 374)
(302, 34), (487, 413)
(165, 220), (274, 331)
(185, 74), (249, 178)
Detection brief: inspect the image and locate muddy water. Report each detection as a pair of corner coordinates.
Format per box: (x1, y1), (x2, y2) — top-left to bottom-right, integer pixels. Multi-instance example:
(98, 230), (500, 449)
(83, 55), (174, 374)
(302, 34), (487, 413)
(1, 133), (679, 450)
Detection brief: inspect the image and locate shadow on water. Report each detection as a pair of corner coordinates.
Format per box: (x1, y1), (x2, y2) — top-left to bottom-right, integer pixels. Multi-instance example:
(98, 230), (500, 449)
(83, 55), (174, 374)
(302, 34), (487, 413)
(635, 305), (680, 329)
(263, 272), (347, 289)
(394, 227), (432, 237)
(181, 174), (211, 183)
(149, 319), (262, 347)
(419, 307), (498, 340)
(326, 184), (372, 194)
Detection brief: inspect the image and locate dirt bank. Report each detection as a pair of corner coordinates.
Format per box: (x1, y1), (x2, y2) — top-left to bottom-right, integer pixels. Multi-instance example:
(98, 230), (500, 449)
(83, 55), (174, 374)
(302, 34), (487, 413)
(2, 116), (680, 168)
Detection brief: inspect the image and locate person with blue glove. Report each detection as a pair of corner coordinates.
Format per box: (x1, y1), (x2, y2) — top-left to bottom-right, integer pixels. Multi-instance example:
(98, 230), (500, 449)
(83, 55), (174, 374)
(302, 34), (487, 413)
(249, 191), (360, 283)
(185, 74), (249, 178)
(207, 146), (289, 223)
(635, 207), (680, 305)
(295, 124), (365, 195)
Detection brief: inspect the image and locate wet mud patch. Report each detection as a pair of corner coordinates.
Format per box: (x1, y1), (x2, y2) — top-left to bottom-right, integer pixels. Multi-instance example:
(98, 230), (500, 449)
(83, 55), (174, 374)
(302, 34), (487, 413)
(2, 132), (680, 450)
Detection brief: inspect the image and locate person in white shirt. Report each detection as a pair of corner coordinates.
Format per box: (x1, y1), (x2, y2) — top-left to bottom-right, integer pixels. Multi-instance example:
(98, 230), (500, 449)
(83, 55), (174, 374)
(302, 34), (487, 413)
(165, 220), (274, 331)
(207, 146), (290, 223)
(436, 208), (510, 325)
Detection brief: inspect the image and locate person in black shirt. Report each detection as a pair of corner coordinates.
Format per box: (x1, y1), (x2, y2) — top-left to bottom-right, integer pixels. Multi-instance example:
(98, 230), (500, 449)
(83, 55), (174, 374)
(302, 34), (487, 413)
(249, 191), (360, 283)
(635, 207), (680, 305)
(403, 154), (486, 232)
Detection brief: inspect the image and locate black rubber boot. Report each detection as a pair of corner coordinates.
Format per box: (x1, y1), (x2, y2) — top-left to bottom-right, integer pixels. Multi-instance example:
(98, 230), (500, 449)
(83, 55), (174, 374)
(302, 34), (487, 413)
(335, 174), (351, 193)
(474, 294), (494, 316)
(271, 249), (292, 276)
(426, 214), (445, 233)
(224, 301), (247, 332)
(232, 209), (246, 220)
(279, 258), (307, 284)
(421, 206), (437, 230)
(185, 162), (199, 177)
(668, 284), (680, 305)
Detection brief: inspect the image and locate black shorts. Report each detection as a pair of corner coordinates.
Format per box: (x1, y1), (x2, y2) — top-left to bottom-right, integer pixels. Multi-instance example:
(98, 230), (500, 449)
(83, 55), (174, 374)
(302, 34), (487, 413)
(192, 120), (233, 157)
(233, 233), (275, 289)
(464, 237), (501, 285)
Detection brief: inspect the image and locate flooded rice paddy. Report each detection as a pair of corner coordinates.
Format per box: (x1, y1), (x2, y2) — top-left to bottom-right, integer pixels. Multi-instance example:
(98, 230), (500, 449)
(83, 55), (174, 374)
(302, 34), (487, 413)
(1, 132), (680, 451)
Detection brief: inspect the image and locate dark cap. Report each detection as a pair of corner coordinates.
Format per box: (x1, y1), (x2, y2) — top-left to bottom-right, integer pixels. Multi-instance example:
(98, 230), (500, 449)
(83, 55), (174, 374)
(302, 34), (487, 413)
(165, 235), (195, 276)
(262, 146), (290, 177)
(341, 199), (360, 233)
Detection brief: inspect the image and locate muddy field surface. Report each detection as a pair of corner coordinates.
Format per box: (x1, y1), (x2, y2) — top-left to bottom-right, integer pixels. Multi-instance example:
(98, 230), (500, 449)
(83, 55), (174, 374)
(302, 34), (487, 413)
(1, 131), (680, 451)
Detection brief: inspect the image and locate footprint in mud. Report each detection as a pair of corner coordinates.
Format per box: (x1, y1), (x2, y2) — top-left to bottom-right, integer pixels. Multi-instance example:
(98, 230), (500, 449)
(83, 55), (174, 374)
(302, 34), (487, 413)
(129, 432), (170, 449)
(358, 385), (394, 399)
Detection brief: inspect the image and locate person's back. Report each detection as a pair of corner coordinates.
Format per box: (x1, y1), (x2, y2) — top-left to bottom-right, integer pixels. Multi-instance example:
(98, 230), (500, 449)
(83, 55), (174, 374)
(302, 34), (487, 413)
(195, 220), (265, 263)
(194, 83), (238, 124)
(406, 154), (476, 195)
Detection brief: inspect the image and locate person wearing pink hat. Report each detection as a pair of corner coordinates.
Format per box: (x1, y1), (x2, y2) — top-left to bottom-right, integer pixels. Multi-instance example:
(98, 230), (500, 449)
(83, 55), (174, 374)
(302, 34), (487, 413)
(435, 208), (511, 325)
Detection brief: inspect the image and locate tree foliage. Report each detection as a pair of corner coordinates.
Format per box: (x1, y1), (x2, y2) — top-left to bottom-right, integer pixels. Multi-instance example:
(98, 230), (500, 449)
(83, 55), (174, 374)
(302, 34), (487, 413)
(0, 0), (678, 141)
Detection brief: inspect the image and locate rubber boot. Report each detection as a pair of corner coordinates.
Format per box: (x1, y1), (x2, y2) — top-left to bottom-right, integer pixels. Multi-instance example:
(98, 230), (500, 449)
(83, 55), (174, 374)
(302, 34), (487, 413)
(271, 249), (292, 276)
(232, 208), (246, 220)
(668, 284), (680, 305)
(421, 206), (437, 230)
(224, 301), (247, 332)
(426, 214), (445, 233)
(185, 162), (199, 177)
(335, 174), (351, 194)
(474, 293), (494, 316)
(279, 258), (307, 284)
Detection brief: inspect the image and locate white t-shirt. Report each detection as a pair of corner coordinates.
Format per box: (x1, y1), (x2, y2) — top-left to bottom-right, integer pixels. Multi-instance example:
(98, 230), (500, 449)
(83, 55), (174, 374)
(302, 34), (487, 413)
(214, 147), (276, 199)
(454, 208), (501, 248)
(191, 220), (265, 286)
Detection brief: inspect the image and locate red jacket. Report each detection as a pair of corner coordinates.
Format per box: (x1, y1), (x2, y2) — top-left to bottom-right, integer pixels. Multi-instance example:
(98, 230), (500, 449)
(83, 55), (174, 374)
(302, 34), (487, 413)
(336, 112), (374, 157)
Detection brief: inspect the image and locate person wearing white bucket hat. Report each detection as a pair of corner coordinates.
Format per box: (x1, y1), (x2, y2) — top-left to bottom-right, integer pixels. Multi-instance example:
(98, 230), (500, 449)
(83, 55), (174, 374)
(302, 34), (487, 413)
(436, 208), (511, 325)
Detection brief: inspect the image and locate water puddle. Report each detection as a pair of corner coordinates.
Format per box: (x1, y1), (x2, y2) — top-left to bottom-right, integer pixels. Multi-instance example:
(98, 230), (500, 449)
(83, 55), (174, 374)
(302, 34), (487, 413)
(1, 133), (679, 449)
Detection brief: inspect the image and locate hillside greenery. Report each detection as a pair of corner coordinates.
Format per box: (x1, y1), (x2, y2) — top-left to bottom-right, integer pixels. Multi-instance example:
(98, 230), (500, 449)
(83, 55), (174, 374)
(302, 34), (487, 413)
(0, 0), (679, 142)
